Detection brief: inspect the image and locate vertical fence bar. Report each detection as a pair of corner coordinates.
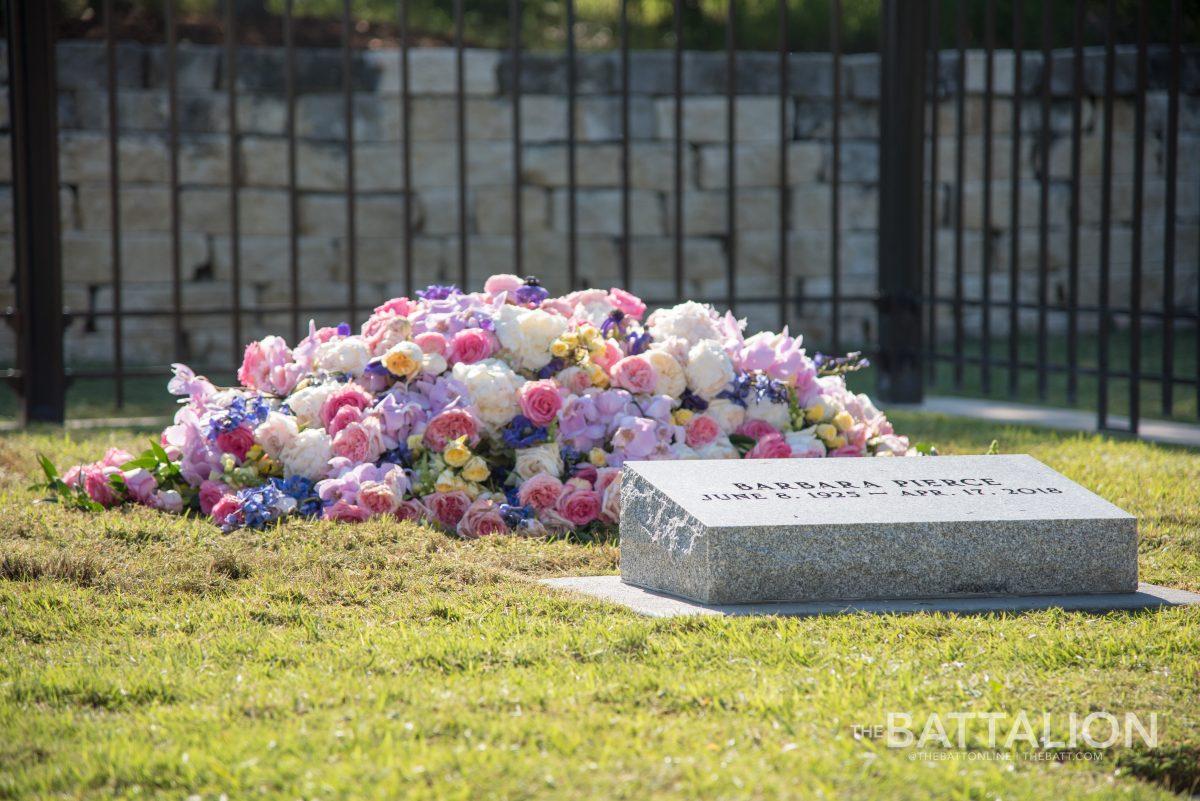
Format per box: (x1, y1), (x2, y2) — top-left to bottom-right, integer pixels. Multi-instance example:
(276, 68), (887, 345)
(981, 0), (994, 394)
(285, 0), (300, 342)
(511, 0), (523, 276)
(1007, 0), (1022, 397)
(830, 0), (841, 353)
(1162, 0), (1180, 417)
(877, 0), (927, 403)
(104, 0), (124, 407)
(926, 0), (939, 381)
(566, 0), (578, 290)
(166, 0), (184, 359)
(7, 0), (65, 423)
(777, 0), (790, 331)
(952, 0), (965, 390)
(620, 0), (631, 288)
(1129, 0), (1147, 434)
(455, 0), (468, 287)
(225, 0), (242, 368)
(400, 0), (414, 295)
(342, 0), (358, 322)
(1098, 0), (1115, 429)
(725, 0), (736, 314)
(1067, 0), (1082, 405)
(1035, 0), (1051, 401)
(673, 0), (684, 301)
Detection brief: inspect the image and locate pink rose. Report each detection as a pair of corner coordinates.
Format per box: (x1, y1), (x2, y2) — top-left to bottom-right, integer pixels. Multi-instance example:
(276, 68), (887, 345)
(394, 499), (428, 523)
(447, 328), (496, 365)
(332, 420), (384, 463)
(423, 408), (480, 451)
(517, 473), (564, 510)
(199, 479), (229, 515)
(319, 385), (373, 431)
(327, 403), (363, 436)
(610, 355), (658, 395)
(83, 466), (119, 507)
(414, 331), (449, 356)
(210, 494), (242, 524)
(215, 426), (255, 461)
(594, 466), (619, 495)
(457, 498), (510, 539)
(519, 380), (563, 426)
(572, 463), (598, 485)
(62, 465), (83, 488)
(101, 447), (135, 468)
(357, 480), (400, 517)
(238, 336), (300, 396)
(484, 274), (524, 296)
(556, 488), (602, 527)
(556, 366), (593, 394)
(423, 491), (472, 528)
(685, 415), (722, 448)
(591, 340), (623, 373)
(325, 499), (370, 522)
(608, 287), (646, 320)
(122, 467), (157, 505)
(746, 433), (792, 459)
(600, 476), (622, 523)
(373, 297), (414, 317)
(735, 419), (780, 442)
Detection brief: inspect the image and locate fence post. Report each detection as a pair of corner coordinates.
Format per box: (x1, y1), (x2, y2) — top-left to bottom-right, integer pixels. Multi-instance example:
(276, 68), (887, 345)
(7, 0), (65, 424)
(876, 0), (927, 404)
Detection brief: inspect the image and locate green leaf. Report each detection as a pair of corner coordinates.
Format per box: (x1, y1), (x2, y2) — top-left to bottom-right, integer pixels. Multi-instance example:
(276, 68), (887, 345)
(121, 456), (159, 470)
(986, 439), (1000, 455)
(149, 439), (171, 464)
(37, 454), (59, 483)
(912, 441), (939, 456)
(728, 434), (757, 454)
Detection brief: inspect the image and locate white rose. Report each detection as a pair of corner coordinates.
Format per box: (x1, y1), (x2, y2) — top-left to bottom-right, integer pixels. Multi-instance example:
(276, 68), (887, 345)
(369, 316), (413, 356)
(281, 428), (333, 481)
(685, 339), (735, 399)
(451, 358), (525, 428)
(314, 336), (371, 376)
(785, 427), (827, 458)
(513, 442), (563, 480)
(705, 398), (746, 434)
(696, 436), (739, 460)
(286, 383), (338, 429)
(646, 301), (722, 348)
(871, 433), (910, 457)
(744, 395), (792, 430)
(643, 348), (686, 398)
(494, 305), (568, 372)
(254, 411), (299, 460)
(421, 352), (448, 376)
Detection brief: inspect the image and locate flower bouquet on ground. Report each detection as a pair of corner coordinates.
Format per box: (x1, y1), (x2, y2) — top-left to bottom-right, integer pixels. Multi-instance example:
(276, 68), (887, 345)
(38, 274), (913, 537)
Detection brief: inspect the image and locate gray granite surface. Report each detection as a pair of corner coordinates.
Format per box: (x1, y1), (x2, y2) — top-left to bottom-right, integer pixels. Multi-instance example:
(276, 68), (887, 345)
(619, 455), (1138, 604)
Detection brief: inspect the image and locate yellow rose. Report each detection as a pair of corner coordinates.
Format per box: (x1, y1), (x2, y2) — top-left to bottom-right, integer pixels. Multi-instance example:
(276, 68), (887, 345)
(383, 341), (423, 380)
(434, 468), (465, 494)
(588, 447), (608, 467)
(804, 403), (826, 424)
(443, 437), (472, 468)
(461, 456), (490, 483)
(550, 339), (572, 359)
(673, 409), (694, 425)
(827, 435), (847, 450)
(406, 433), (424, 453)
(587, 363), (609, 388)
(832, 410), (854, 432)
(815, 423), (838, 442)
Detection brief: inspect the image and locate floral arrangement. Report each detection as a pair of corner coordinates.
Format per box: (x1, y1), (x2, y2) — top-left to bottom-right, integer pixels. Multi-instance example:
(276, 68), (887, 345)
(39, 274), (913, 537)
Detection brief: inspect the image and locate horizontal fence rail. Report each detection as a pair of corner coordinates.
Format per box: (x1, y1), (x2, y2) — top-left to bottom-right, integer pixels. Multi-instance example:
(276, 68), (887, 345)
(2, 0), (1198, 436)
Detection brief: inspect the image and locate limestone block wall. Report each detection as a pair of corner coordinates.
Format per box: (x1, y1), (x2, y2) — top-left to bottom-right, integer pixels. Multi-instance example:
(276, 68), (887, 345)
(0, 40), (1196, 370)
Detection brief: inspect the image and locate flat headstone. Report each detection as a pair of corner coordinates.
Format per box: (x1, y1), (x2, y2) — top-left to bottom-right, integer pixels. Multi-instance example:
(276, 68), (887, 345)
(619, 455), (1138, 605)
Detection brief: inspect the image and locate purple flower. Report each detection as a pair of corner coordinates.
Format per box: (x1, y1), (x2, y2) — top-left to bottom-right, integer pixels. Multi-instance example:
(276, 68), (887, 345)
(417, 284), (461, 301)
(515, 277), (549, 306)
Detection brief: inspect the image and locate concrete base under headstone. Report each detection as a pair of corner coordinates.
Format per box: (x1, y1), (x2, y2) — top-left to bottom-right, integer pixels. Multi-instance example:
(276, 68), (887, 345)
(541, 576), (1200, 618)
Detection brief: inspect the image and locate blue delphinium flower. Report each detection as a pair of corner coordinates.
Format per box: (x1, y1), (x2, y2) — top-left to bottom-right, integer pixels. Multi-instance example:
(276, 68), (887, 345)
(498, 503), (534, 529)
(600, 309), (626, 338)
(378, 443), (413, 468)
(207, 395), (271, 440)
(229, 483), (287, 531)
(336, 322), (352, 336)
(515, 276), (550, 306)
(417, 284), (461, 301)
(270, 476), (322, 519)
(813, 351), (871, 376)
(559, 444), (583, 468)
(678, 388), (709, 412)
(536, 357), (566, 379)
(501, 414), (550, 449)
(716, 373), (788, 409)
(625, 329), (652, 356)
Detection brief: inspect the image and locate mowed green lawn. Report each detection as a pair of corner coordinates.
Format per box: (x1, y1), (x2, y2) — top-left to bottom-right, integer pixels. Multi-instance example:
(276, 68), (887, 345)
(1, 413), (1198, 800)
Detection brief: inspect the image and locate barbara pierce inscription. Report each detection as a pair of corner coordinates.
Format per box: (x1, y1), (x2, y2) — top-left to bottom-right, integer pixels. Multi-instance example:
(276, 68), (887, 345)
(700, 475), (1063, 504)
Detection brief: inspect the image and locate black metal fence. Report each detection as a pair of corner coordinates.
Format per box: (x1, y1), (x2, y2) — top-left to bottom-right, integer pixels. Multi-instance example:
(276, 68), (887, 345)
(3, 0), (1198, 436)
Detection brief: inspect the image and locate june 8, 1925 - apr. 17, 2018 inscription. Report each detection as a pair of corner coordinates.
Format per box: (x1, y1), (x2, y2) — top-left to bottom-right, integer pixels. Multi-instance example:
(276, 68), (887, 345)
(619, 455), (1138, 605)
